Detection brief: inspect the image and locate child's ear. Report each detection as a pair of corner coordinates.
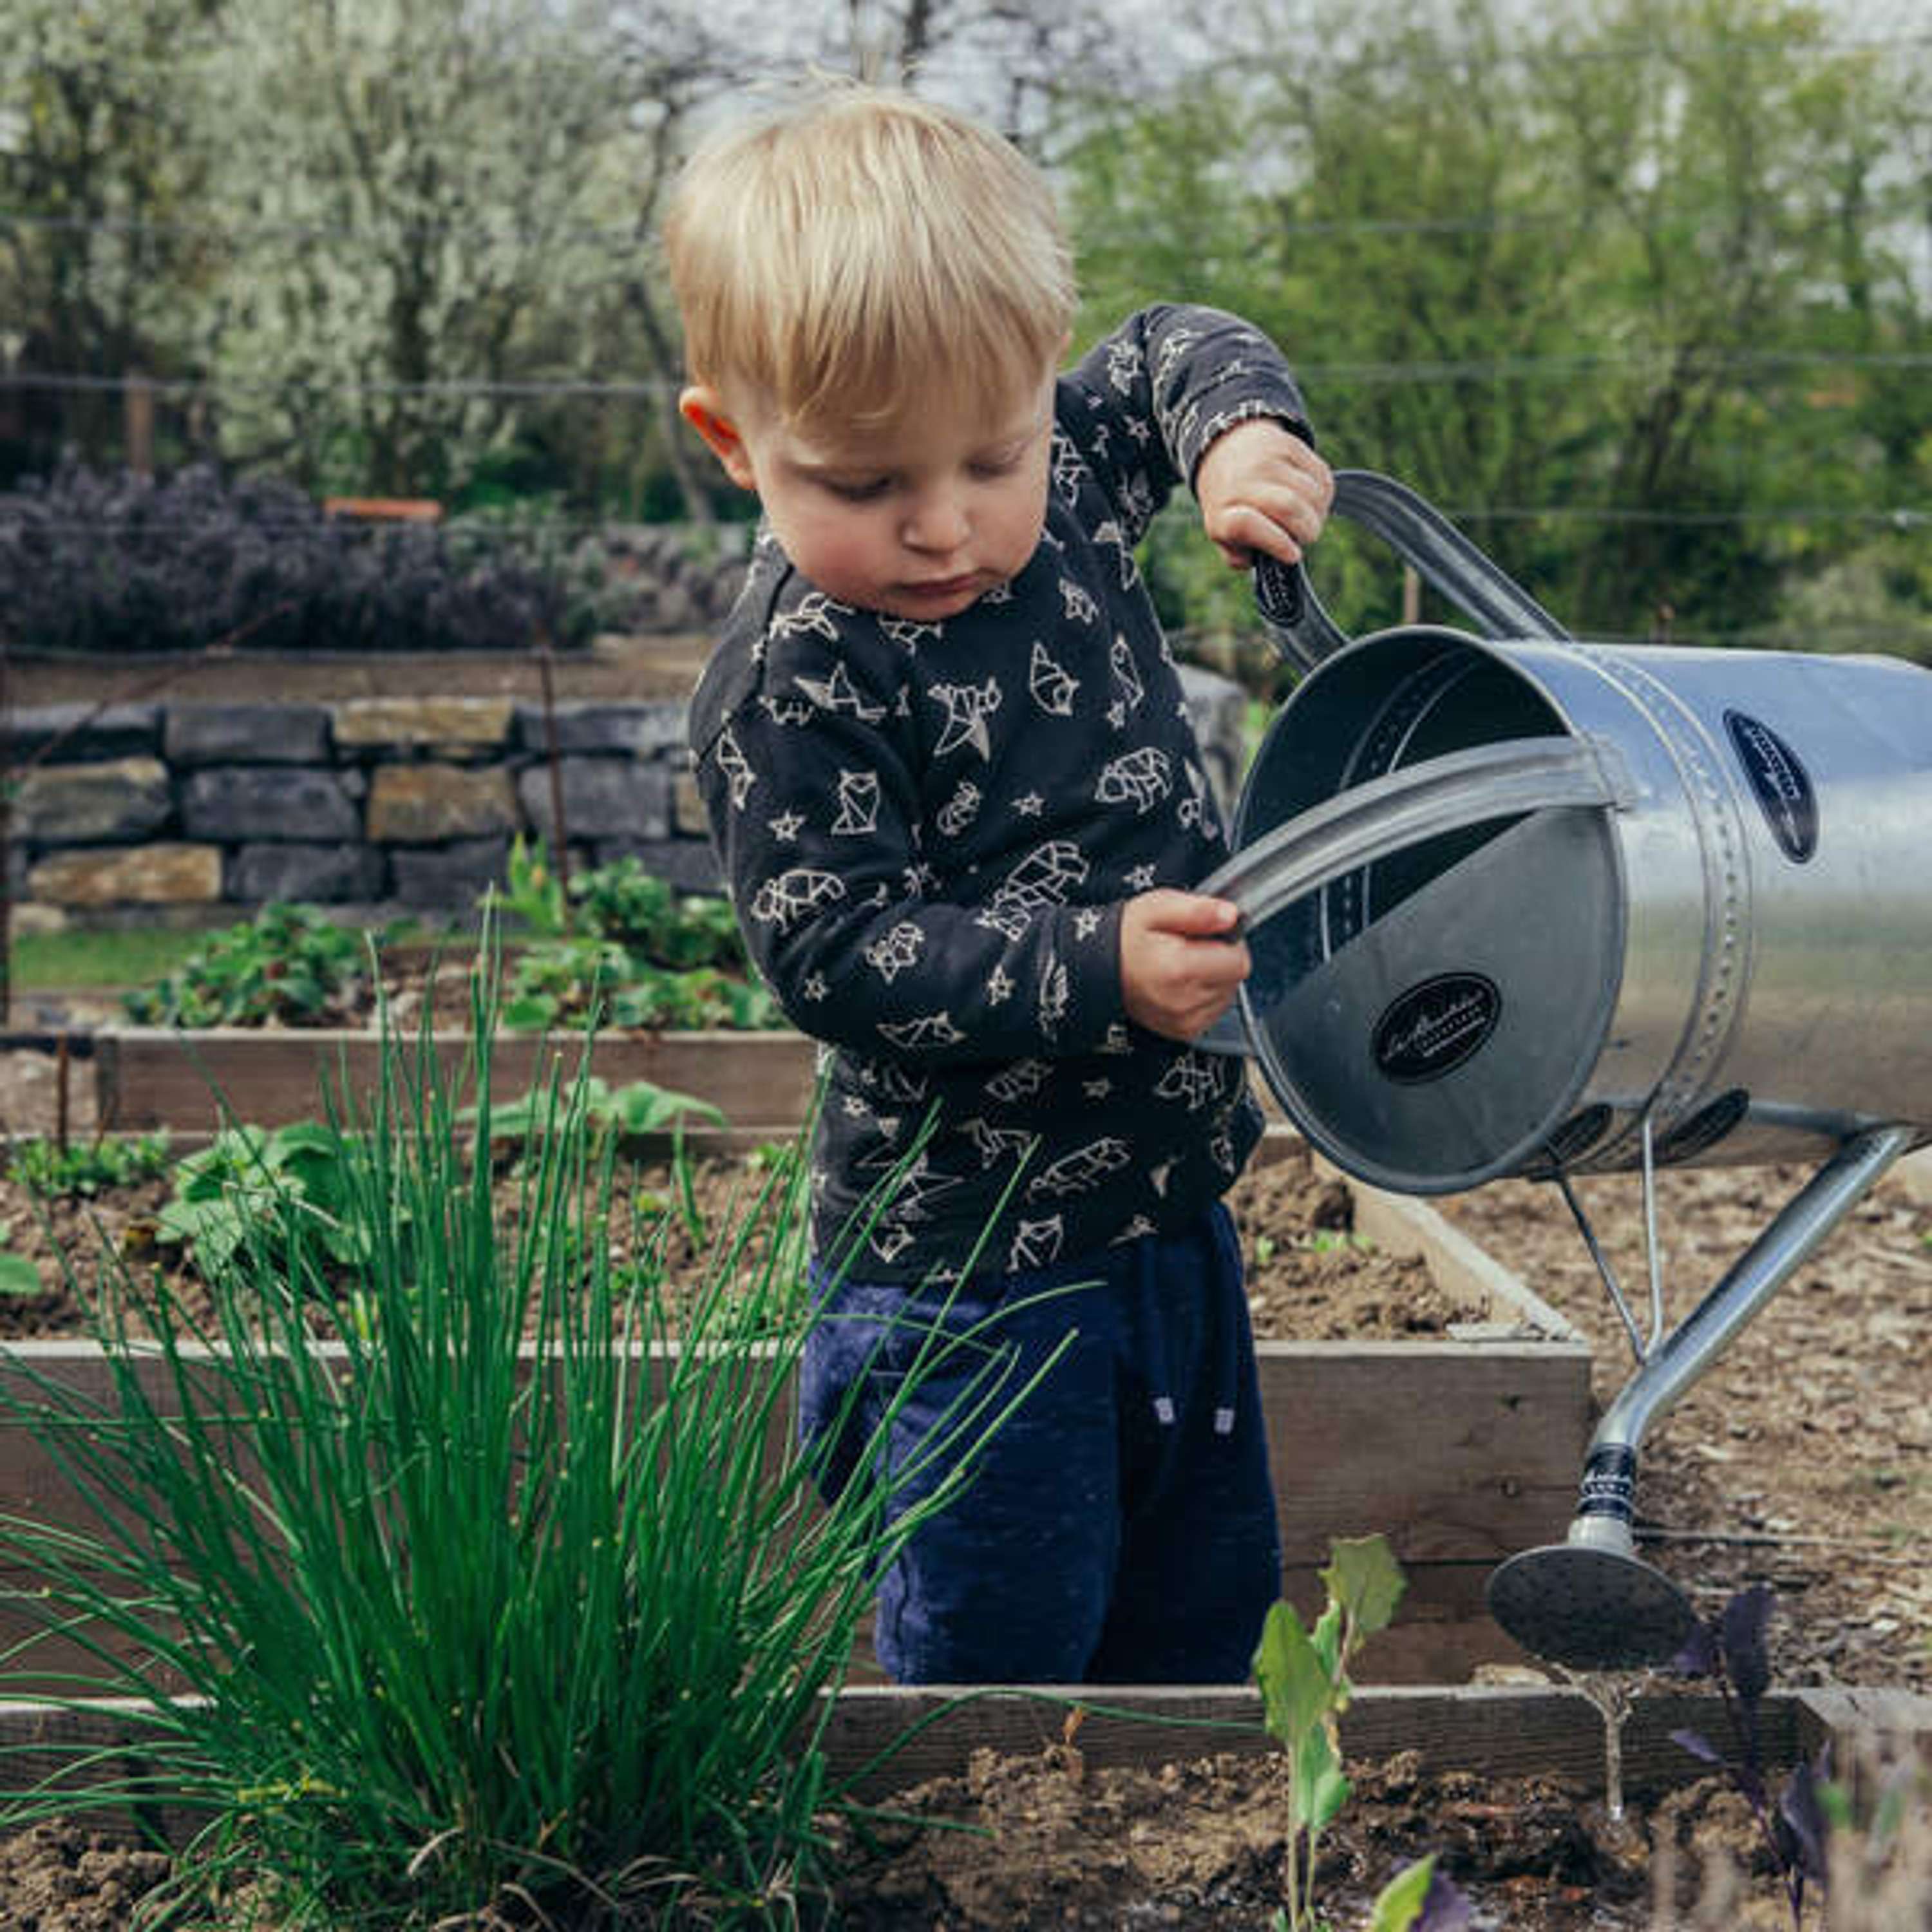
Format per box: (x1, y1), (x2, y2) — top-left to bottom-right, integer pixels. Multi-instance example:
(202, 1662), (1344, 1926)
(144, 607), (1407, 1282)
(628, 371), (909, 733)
(680, 386), (759, 491)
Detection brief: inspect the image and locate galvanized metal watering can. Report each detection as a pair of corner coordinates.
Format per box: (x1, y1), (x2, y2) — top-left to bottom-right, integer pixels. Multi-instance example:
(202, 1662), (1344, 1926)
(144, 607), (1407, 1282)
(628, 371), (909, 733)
(1199, 470), (1932, 1671)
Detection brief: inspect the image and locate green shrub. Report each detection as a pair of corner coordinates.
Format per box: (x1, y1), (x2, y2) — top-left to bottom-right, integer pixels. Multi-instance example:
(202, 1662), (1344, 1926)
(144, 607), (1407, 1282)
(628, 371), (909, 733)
(491, 840), (779, 1033)
(0, 961), (1046, 1927)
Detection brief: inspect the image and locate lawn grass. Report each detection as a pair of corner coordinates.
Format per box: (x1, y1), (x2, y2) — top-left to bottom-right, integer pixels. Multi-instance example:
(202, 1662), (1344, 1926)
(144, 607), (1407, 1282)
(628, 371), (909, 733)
(8, 925), (210, 991)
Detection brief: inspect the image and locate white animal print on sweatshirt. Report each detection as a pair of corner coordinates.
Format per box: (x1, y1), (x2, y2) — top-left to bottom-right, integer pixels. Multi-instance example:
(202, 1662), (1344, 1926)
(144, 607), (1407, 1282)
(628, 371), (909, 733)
(688, 306), (1312, 1280)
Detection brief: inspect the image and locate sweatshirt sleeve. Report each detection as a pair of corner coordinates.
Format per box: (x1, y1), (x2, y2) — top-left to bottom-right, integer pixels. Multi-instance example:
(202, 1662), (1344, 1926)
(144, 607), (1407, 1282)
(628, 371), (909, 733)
(690, 585), (1126, 1068)
(1057, 305), (1314, 547)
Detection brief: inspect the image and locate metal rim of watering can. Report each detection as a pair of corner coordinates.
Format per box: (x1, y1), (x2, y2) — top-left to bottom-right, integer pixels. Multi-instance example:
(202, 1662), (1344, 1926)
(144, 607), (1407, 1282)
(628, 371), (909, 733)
(1197, 733), (1628, 936)
(1215, 474), (1629, 1192)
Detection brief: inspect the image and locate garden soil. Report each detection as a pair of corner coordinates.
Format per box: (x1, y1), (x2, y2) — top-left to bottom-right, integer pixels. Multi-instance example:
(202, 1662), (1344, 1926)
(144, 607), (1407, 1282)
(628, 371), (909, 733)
(0, 1054), (1927, 1924)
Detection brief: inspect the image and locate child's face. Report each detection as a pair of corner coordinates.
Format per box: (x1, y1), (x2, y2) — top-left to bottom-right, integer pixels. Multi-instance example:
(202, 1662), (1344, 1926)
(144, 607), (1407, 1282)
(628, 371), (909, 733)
(682, 370), (1056, 622)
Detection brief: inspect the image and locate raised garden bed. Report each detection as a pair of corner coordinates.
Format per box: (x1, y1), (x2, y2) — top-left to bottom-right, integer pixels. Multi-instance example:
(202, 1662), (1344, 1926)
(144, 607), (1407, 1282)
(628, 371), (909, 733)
(810, 1678), (1932, 1928)
(10, 1022), (1931, 1696)
(3, 1680), (1929, 1927)
(0, 1104), (1928, 1923)
(0, 1129), (1587, 1687)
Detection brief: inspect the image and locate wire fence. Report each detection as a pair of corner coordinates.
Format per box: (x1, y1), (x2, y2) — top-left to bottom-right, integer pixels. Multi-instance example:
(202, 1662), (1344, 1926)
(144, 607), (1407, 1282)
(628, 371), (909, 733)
(8, 345), (1931, 399)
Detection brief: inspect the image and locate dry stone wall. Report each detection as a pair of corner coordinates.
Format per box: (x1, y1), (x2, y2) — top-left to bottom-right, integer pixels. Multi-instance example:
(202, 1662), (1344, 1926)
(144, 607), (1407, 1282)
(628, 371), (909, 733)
(7, 694), (715, 929)
(6, 667), (1247, 927)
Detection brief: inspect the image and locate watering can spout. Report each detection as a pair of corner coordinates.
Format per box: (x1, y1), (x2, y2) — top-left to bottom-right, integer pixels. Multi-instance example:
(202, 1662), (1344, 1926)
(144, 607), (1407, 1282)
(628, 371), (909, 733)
(1486, 1124), (1914, 1673)
(1488, 1519), (1698, 1675)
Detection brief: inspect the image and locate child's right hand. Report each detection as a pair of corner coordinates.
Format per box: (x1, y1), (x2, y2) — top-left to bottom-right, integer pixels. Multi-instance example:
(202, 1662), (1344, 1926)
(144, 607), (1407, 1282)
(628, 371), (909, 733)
(1120, 890), (1250, 1043)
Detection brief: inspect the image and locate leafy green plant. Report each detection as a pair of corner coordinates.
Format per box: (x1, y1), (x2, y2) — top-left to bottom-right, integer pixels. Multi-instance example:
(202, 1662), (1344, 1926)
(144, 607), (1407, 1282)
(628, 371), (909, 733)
(495, 833), (571, 938)
(6, 1132), (172, 1198)
(490, 840), (762, 1029)
(0, 1245), (41, 1299)
(120, 903), (392, 1029)
(155, 1119), (383, 1274)
(495, 932), (630, 1029)
(1254, 1534), (1468, 1931)
(492, 839), (745, 972)
(0, 963), (1050, 1927)
(1672, 1584), (1830, 1929)
(568, 857), (745, 971)
(606, 961), (780, 1031)
(473, 1073), (725, 1146)
(499, 935), (782, 1033)
(481, 1076), (734, 1256)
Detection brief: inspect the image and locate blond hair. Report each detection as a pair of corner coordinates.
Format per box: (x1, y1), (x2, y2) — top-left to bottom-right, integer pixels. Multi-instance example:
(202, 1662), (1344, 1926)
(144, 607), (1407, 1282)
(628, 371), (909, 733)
(663, 81), (1076, 430)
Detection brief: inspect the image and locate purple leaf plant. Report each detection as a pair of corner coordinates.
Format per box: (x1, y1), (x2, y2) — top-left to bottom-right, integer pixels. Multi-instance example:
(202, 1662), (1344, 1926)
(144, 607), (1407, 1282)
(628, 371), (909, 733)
(1669, 1582), (1830, 1928)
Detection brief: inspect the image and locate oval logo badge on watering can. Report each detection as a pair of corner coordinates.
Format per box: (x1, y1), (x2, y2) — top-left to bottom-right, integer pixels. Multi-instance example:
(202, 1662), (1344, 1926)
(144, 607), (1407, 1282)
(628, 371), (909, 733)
(1372, 972), (1502, 1084)
(1724, 711), (1817, 862)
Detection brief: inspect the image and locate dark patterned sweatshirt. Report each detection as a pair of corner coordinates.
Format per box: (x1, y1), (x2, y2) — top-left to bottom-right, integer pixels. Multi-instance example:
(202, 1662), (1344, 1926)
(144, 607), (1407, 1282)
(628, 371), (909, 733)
(688, 306), (1312, 1283)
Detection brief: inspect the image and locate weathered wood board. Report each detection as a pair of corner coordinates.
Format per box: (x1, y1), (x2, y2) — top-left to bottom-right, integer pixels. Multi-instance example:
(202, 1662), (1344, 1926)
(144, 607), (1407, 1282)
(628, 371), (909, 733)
(93, 1026), (820, 1133)
(5, 1683), (1929, 1843)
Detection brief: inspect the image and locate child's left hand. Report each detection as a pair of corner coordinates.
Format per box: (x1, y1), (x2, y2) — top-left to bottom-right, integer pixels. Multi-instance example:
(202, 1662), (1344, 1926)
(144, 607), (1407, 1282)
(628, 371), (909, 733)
(1195, 419), (1334, 571)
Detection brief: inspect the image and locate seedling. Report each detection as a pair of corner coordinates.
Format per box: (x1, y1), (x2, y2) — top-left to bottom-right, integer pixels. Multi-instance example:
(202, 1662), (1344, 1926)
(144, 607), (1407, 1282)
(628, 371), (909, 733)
(6, 1131), (171, 1198)
(1671, 1583), (1830, 1928)
(1302, 1230), (1372, 1256)
(1254, 1533), (1470, 1931)
(496, 833), (570, 938)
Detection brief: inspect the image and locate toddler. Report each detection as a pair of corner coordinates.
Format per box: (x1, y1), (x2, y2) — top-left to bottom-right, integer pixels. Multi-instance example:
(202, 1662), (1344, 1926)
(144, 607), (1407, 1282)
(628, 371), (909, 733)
(666, 81), (1332, 1683)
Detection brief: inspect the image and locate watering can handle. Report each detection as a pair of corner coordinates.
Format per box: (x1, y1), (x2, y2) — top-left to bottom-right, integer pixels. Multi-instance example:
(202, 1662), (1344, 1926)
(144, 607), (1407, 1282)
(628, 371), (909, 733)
(1253, 469), (1572, 674)
(1197, 734), (1625, 933)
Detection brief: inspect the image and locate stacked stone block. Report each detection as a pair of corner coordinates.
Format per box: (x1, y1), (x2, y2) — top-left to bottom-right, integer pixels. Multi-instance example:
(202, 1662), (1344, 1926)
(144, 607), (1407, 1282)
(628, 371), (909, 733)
(5, 667), (1246, 925)
(7, 694), (716, 928)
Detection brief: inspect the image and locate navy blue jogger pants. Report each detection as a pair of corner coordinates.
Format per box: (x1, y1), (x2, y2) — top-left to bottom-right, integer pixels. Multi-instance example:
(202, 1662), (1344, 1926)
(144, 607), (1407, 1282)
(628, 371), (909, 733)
(797, 1202), (1281, 1685)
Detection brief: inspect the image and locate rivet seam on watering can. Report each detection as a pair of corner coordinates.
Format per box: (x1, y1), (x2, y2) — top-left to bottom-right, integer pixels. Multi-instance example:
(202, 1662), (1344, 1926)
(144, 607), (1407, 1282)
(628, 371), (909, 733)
(1722, 710), (1819, 864)
(1570, 648), (1752, 1157)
